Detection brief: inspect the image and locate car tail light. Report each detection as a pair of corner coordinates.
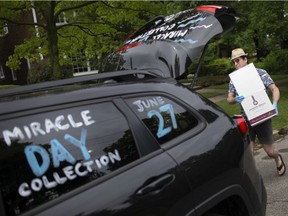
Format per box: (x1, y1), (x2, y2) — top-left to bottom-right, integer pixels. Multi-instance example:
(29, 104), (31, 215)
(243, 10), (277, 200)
(233, 115), (248, 135)
(117, 42), (142, 52)
(195, 5), (223, 13)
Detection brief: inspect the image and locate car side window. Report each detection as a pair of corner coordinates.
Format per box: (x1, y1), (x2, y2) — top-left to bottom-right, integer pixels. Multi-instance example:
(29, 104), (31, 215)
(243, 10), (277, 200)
(125, 95), (199, 144)
(0, 102), (139, 216)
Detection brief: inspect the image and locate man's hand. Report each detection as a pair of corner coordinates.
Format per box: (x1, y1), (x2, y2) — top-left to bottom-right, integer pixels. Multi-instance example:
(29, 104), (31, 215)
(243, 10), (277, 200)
(235, 95), (244, 103)
(273, 102), (279, 116)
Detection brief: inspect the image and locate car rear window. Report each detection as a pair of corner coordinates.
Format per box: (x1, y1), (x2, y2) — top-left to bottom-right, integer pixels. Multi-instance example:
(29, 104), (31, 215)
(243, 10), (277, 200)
(0, 102), (139, 215)
(125, 95), (199, 144)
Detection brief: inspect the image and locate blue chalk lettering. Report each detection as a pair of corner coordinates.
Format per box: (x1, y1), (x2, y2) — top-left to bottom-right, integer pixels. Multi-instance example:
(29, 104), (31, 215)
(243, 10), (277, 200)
(25, 145), (50, 177)
(50, 139), (76, 167)
(147, 103), (178, 138)
(64, 128), (91, 160)
(160, 104), (177, 129)
(178, 17), (206, 28)
(148, 110), (171, 138)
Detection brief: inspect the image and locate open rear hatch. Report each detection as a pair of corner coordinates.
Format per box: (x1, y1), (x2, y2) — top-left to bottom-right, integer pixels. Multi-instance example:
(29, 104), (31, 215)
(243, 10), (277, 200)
(101, 5), (239, 81)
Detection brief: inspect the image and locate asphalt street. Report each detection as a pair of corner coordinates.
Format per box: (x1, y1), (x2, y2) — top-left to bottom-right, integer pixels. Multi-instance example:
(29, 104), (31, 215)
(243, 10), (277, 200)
(254, 135), (288, 216)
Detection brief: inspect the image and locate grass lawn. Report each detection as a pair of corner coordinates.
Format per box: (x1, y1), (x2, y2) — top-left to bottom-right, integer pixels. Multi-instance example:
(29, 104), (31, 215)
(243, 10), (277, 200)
(199, 92), (224, 98)
(0, 85), (18, 89)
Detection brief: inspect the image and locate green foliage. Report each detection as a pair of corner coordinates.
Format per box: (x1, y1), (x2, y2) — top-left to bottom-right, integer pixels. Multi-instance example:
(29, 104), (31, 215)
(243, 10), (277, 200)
(6, 36), (46, 71)
(197, 75), (230, 87)
(1, 1), (288, 82)
(258, 49), (288, 74)
(56, 1), (165, 63)
(27, 59), (73, 84)
(202, 58), (234, 76)
(188, 55), (233, 78)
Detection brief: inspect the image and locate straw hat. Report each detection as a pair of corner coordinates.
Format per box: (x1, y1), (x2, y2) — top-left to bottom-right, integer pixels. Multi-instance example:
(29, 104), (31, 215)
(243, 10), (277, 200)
(230, 48), (247, 61)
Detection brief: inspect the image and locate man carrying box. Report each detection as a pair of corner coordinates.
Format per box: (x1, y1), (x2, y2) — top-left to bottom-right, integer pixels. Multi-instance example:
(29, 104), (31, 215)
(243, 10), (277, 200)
(227, 48), (285, 176)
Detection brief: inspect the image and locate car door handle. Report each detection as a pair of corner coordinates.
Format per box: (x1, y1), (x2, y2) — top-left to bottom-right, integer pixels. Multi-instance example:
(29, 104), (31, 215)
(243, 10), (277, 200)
(136, 174), (175, 196)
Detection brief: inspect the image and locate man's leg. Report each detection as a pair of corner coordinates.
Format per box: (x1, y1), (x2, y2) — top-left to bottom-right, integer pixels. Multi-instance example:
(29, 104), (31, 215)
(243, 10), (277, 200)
(250, 141), (255, 152)
(263, 143), (285, 176)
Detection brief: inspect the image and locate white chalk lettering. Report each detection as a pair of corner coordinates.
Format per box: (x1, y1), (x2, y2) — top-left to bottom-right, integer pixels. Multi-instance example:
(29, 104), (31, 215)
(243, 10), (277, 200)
(75, 163), (88, 176)
(153, 29), (188, 40)
(42, 175), (57, 189)
(95, 159), (102, 169)
(63, 166), (77, 180)
(53, 172), (67, 184)
(31, 178), (42, 192)
(108, 150), (121, 163)
(83, 160), (94, 172)
(30, 122), (46, 137)
(2, 109), (96, 146)
(45, 118), (59, 133)
(55, 115), (70, 130)
(18, 182), (31, 197)
(67, 114), (83, 128)
(100, 156), (109, 166)
(23, 126), (32, 139)
(132, 96), (165, 112)
(81, 110), (96, 126)
(3, 127), (25, 146)
(18, 149), (122, 197)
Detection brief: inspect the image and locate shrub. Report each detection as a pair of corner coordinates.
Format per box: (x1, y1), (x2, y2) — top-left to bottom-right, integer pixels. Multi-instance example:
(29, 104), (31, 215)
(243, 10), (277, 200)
(27, 60), (52, 84)
(259, 49), (288, 74)
(202, 58), (234, 76)
(188, 57), (234, 77)
(27, 60), (73, 84)
(60, 64), (73, 79)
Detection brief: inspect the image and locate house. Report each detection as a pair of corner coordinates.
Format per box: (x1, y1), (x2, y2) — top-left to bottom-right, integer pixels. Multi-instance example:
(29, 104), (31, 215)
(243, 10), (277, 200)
(0, 7), (98, 85)
(0, 12), (32, 85)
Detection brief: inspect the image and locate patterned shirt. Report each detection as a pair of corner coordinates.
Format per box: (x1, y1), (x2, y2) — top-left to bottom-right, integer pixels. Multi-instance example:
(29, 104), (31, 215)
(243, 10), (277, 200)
(228, 68), (274, 96)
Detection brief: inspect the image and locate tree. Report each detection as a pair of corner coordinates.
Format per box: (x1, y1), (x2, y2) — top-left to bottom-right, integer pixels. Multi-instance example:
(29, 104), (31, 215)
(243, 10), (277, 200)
(0, 1), (99, 80)
(216, 1), (288, 59)
(0, 0), (165, 81)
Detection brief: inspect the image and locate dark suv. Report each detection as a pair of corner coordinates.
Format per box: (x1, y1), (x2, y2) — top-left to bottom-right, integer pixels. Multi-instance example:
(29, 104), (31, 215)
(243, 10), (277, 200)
(0, 5), (266, 216)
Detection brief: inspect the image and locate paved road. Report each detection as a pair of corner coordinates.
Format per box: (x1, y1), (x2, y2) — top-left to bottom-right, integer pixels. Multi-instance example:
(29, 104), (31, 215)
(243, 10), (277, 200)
(254, 135), (288, 216)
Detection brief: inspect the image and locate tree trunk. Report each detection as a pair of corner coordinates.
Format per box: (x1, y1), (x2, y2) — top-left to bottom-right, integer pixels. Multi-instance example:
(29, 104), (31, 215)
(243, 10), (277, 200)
(253, 30), (261, 61)
(46, 1), (61, 80)
(47, 28), (61, 80)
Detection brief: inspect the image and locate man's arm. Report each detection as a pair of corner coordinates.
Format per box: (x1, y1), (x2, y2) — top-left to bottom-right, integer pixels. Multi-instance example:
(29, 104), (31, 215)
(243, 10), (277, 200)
(227, 92), (236, 104)
(269, 83), (280, 103)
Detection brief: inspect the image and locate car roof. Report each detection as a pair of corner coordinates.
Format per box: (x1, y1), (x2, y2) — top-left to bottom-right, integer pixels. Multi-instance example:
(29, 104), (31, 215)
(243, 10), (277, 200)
(0, 70), (181, 115)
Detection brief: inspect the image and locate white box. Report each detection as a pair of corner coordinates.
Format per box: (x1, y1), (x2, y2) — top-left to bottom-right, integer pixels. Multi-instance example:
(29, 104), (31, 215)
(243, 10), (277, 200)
(229, 63), (276, 126)
(241, 90), (276, 126)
